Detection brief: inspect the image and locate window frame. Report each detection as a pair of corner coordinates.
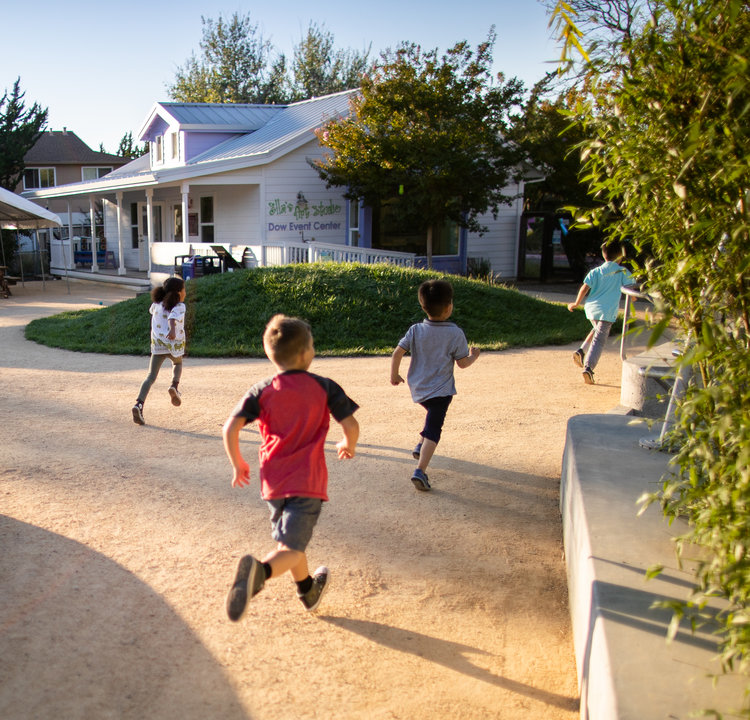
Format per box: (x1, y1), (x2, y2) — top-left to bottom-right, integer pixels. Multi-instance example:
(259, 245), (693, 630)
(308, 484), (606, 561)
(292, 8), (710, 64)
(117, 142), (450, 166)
(23, 167), (56, 190)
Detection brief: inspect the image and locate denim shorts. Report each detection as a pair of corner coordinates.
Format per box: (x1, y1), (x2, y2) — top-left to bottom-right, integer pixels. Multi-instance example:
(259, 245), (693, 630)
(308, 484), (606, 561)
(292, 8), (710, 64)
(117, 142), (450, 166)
(266, 496), (323, 552)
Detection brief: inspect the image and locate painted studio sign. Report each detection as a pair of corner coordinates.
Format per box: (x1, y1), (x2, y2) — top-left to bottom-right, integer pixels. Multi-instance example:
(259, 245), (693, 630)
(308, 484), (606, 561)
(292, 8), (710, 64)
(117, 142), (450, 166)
(267, 196), (343, 234)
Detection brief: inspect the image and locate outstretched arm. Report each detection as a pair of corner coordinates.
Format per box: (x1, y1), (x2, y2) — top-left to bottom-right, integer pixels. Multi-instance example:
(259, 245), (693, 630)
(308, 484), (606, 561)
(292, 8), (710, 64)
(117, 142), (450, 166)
(336, 415), (360, 459)
(222, 415), (251, 488)
(456, 346), (480, 369)
(568, 284), (590, 312)
(390, 346), (406, 385)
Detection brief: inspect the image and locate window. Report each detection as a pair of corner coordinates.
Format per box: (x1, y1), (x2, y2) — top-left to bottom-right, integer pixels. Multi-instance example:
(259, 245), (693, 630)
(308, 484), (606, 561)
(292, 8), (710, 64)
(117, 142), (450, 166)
(82, 167), (113, 181)
(348, 199), (361, 247)
(130, 203), (139, 249)
(154, 136), (163, 162)
(171, 132), (179, 160)
(200, 196), (214, 243)
(23, 167), (56, 189)
(372, 201), (459, 256)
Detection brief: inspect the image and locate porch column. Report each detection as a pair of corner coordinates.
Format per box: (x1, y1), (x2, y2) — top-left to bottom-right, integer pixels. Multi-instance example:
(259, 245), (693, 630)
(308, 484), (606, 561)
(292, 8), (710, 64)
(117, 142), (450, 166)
(181, 183), (189, 244)
(66, 200), (74, 270)
(89, 196), (99, 272)
(145, 188), (154, 275)
(116, 192), (126, 275)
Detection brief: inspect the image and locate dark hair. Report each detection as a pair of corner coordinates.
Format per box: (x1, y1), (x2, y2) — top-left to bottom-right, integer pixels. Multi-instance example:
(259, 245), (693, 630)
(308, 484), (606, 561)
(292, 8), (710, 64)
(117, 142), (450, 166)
(263, 314), (312, 365)
(418, 279), (454, 317)
(151, 276), (185, 311)
(601, 241), (623, 262)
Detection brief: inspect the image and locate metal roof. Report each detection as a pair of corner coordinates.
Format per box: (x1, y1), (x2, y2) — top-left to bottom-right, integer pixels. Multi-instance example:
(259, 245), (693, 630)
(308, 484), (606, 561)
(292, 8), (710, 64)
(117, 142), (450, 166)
(187, 90), (357, 165)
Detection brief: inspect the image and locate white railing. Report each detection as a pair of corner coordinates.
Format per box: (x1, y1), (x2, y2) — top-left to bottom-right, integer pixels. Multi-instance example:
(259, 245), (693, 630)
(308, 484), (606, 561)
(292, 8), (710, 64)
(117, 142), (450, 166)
(260, 240), (415, 268)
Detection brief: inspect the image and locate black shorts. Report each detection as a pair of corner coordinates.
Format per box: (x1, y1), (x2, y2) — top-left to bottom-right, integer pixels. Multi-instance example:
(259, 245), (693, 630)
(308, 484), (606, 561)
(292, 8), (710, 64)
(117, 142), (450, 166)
(418, 395), (453, 444)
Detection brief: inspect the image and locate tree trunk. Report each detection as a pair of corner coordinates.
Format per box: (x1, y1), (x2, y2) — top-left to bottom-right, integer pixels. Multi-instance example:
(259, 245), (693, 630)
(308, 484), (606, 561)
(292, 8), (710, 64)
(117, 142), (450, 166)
(426, 225), (433, 269)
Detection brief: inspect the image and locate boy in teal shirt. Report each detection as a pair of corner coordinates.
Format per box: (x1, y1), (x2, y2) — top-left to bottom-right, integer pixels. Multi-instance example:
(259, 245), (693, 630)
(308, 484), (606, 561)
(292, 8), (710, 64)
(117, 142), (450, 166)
(568, 241), (634, 384)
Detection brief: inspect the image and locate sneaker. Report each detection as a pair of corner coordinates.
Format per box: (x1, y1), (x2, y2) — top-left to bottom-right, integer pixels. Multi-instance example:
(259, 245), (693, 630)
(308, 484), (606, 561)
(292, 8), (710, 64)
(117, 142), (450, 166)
(132, 402), (145, 425)
(168, 386), (182, 407)
(226, 555), (264, 622)
(582, 368), (595, 385)
(572, 349), (585, 368)
(411, 468), (431, 491)
(412, 441), (422, 460)
(298, 566), (329, 612)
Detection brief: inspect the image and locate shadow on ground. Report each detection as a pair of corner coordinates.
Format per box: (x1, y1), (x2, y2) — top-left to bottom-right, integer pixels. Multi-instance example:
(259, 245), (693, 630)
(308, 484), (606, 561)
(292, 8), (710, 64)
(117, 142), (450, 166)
(0, 515), (248, 720)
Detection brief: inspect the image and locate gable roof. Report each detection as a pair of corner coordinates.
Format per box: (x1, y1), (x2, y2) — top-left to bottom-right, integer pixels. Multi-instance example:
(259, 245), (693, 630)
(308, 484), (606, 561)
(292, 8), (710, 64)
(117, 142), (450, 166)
(186, 90), (357, 167)
(24, 130), (129, 167)
(22, 90), (358, 199)
(138, 102), (286, 140)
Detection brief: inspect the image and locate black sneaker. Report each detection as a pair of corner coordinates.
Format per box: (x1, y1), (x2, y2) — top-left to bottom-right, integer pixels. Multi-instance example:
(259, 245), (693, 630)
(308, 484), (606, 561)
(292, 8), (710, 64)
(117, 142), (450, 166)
(572, 348), (585, 368)
(298, 566), (329, 612)
(168, 386), (182, 407)
(412, 441), (422, 460)
(582, 368), (595, 385)
(411, 468), (431, 491)
(132, 402), (145, 425)
(226, 555), (264, 622)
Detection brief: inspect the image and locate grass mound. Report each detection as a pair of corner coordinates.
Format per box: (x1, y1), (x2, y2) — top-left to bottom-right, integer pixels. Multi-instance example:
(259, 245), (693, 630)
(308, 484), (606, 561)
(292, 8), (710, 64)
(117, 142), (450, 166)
(25, 264), (589, 356)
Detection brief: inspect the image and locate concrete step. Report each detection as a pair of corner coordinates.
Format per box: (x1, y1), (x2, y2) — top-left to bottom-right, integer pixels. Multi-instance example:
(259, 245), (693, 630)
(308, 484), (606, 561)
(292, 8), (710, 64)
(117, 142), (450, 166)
(620, 342), (678, 417)
(561, 413), (747, 719)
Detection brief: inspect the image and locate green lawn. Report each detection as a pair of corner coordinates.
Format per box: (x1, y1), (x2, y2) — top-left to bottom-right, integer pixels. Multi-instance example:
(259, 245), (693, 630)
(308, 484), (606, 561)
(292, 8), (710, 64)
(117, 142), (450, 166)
(25, 263), (591, 357)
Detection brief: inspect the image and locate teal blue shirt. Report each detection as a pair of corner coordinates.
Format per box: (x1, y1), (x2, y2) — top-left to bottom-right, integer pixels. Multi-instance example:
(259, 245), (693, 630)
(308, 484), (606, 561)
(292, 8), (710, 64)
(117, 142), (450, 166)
(583, 261), (634, 322)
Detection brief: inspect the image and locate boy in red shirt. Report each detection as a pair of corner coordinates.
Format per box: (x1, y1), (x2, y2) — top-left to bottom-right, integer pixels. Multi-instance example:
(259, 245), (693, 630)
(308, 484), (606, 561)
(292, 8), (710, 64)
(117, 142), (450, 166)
(222, 314), (359, 619)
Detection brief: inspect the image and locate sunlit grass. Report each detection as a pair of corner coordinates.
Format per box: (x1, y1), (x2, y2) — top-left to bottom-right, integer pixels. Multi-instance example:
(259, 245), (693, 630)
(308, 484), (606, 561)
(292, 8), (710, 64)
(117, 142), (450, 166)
(25, 263), (590, 356)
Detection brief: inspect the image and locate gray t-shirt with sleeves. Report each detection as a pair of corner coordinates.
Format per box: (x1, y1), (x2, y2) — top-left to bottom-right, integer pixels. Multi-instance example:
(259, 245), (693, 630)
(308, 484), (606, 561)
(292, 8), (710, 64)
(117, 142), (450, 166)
(398, 319), (470, 403)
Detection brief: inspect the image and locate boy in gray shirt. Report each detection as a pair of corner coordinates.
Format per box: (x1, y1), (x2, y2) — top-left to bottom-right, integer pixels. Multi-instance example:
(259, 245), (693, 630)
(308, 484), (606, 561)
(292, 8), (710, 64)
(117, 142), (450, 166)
(390, 279), (480, 491)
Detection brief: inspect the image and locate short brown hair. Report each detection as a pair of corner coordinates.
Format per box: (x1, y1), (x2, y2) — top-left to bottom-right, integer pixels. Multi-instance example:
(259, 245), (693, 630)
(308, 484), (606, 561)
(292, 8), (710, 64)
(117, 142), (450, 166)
(418, 279), (454, 317)
(263, 314), (312, 365)
(601, 241), (623, 262)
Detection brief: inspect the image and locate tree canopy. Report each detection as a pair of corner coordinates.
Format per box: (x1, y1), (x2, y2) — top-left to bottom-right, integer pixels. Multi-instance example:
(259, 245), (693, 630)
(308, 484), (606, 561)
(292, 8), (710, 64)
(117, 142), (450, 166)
(290, 23), (369, 101)
(168, 13), (370, 105)
(313, 32), (524, 265)
(0, 78), (47, 191)
(168, 12), (281, 103)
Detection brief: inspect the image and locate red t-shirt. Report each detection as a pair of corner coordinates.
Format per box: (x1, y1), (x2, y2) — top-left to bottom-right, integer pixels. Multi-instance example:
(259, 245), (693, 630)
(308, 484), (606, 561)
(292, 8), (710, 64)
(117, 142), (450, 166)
(231, 370), (359, 501)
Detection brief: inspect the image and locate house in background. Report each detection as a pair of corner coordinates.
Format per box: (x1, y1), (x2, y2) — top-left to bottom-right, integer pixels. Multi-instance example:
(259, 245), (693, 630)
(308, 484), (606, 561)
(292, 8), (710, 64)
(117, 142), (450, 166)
(18, 130), (130, 240)
(23, 90), (527, 288)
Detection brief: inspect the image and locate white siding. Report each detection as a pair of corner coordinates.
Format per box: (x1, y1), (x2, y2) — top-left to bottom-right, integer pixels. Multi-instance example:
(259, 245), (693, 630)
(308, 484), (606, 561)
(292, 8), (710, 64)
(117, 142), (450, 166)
(466, 188), (523, 281)
(263, 140), (348, 245)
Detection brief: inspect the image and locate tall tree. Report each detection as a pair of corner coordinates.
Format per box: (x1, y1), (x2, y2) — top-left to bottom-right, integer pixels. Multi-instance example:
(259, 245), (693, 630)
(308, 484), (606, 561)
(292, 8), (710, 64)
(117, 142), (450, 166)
(168, 12), (282, 103)
(314, 31), (523, 267)
(116, 132), (148, 158)
(291, 23), (369, 101)
(0, 78), (47, 190)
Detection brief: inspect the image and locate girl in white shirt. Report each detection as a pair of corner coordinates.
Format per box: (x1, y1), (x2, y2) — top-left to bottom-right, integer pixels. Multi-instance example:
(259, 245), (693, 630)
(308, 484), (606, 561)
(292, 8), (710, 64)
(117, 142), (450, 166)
(132, 276), (187, 425)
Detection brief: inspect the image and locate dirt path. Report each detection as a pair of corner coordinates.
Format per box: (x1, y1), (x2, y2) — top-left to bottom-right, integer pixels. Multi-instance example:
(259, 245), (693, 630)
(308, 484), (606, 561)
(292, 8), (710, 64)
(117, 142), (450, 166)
(0, 280), (622, 719)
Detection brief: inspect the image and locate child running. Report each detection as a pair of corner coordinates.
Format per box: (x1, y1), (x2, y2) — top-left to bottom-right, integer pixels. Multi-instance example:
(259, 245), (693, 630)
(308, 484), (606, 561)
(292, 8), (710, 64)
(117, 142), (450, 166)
(132, 276), (186, 425)
(390, 279), (480, 491)
(223, 314), (359, 619)
(568, 240), (634, 384)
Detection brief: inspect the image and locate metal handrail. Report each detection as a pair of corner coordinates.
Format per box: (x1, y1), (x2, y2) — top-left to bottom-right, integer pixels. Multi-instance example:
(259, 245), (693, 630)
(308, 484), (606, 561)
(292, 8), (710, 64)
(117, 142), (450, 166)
(620, 284), (654, 360)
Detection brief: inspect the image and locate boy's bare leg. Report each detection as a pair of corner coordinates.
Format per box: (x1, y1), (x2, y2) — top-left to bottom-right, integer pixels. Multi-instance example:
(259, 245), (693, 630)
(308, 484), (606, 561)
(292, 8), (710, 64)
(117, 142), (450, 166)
(264, 546), (309, 581)
(417, 439), (438, 472)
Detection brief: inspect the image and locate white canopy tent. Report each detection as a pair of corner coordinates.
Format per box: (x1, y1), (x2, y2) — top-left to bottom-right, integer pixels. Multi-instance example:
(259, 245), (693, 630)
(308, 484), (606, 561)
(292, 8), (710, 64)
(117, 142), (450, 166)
(0, 186), (62, 291)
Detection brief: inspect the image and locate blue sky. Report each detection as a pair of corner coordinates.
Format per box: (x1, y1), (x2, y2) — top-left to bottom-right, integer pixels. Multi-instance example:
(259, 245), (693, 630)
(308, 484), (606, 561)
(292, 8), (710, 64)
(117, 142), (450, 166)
(2, 0), (560, 154)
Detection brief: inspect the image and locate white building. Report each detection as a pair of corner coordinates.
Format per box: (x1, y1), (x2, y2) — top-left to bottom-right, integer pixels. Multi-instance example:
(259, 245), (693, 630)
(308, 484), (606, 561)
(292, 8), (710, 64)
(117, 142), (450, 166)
(24, 90), (526, 288)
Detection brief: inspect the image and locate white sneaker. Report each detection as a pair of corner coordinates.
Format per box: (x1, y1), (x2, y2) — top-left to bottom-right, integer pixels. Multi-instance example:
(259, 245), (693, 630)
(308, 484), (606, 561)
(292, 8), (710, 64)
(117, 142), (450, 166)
(168, 386), (182, 406)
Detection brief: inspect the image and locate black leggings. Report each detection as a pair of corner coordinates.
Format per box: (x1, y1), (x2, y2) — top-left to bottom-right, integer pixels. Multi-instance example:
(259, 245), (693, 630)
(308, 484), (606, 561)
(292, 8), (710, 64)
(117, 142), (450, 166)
(419, 395), (453, 444)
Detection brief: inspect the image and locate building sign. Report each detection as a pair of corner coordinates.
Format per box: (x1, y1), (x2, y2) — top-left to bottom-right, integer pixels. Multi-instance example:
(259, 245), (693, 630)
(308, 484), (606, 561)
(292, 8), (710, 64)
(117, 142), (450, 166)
(267, 196), (344, 234)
